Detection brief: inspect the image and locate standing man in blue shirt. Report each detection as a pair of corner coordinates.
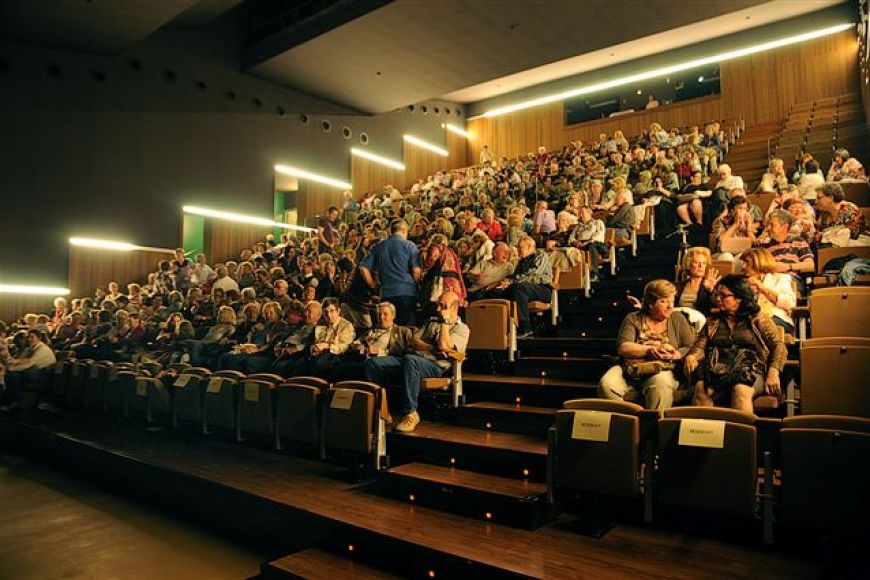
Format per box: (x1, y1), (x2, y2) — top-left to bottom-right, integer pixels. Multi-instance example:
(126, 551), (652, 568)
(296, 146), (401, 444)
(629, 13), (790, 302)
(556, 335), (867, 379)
(360, 219), (422, 326)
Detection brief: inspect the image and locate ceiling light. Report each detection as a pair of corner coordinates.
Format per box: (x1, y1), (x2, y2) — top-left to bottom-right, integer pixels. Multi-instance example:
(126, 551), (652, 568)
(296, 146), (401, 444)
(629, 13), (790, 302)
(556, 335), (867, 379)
(350, 147), (405, 170)
(474, 23), (854, 119)
(0, 284), (70, 296)
(443, 123), (471, 138)
(183, 205), (315, 232)
(69, 237), (175, 253)
(698, 75), (704, 82)
(636, 89), (642, 95)
(69, 237), (138, 251)
(273, 165), (352, 190)
(403, 134), (449, 156)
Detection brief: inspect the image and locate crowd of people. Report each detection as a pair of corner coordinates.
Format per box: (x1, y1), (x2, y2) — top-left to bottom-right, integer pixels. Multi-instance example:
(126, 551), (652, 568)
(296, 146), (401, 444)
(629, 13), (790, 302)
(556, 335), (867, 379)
(1, 119), (867, 421)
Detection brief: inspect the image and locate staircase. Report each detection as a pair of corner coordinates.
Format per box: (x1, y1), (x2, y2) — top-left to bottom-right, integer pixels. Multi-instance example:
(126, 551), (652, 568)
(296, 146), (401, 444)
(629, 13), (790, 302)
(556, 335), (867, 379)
(378, 236), (681, 534)
(721, 120), (784, 191)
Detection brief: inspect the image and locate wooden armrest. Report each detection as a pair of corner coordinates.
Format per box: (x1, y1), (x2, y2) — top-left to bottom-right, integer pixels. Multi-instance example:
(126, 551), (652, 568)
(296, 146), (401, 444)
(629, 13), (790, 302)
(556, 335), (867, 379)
(444, 350), (467, 362)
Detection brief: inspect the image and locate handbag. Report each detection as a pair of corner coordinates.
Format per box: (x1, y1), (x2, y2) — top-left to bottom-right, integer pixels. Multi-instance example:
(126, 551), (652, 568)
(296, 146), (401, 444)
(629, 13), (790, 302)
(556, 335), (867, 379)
(623, 359), (674, 381)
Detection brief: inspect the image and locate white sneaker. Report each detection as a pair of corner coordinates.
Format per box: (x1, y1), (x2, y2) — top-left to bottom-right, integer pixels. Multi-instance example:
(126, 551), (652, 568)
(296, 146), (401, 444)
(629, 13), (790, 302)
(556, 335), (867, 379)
(394, 411), (420, 433)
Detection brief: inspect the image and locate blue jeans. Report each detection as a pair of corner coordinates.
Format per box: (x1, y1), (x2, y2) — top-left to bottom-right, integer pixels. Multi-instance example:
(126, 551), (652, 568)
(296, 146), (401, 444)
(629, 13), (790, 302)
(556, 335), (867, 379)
(364, 354), (444, 415)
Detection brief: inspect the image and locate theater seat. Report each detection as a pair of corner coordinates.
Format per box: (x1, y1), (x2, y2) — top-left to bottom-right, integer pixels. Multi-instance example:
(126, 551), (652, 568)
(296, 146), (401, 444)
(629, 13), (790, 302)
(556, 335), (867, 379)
(550, 399), (655, 521)
(780, 415), (870, 535)
(808, 287), (870, 338)
(275, 378), (329, 454)
(324, 380), (387, 471)
(203, 374), (241, 436)
(237, 375), (284, 444)
(466, 299), (517, 362)
(171, 372), (212, 432)
(799, 337), (870, 416)
(68, 359), (93, 408)
(419, 351), (465, 408)
(656, 407), (773, 542)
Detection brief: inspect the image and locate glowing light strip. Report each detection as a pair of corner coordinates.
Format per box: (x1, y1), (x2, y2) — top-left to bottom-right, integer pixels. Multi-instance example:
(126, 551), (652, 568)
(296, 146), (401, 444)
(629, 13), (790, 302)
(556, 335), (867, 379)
(443, 123), (471, 138)
(274, 164), (352, 190)
(350, 147), (405, 170)
(403, 134), (449, 156)
(69, 237), (175, 253)
(0, 284), (70, 296)
(476, 23), (854, 119)
(182, 205), (315, 233)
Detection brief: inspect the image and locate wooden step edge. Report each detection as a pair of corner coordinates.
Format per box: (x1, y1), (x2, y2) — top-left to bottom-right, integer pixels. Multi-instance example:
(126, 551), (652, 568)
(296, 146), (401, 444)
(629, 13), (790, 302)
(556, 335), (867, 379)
(463, 373), (598, 389)
(517, 356), (610, 363)
(389, 422), (548, 455)
(462, 401), (557, 415)
(263, 549), (400, 580)
(387, 462), (546, 498)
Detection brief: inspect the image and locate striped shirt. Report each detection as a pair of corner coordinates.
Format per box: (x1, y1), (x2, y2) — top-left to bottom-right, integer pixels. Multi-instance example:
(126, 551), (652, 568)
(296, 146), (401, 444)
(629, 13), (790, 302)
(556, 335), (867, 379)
(761, 235), (813, 267)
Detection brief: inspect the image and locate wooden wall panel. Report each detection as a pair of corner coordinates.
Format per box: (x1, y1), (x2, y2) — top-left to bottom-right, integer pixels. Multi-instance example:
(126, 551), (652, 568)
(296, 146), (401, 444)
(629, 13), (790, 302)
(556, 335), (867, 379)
(351, 156), (406, 198)
(206, 221), (270, 264)
(297, 182), (346, 229)
(0, 295), (57, 324)
(467, 30), (859, 161)
(68, 247), (174, 298)
(447, 129), (470, 170)
(403, 140), (452, 187)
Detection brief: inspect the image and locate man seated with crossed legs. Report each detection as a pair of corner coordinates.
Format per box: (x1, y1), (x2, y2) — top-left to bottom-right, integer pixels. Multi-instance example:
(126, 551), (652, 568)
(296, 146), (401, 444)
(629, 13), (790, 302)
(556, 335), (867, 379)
(363, 290), (469, 432)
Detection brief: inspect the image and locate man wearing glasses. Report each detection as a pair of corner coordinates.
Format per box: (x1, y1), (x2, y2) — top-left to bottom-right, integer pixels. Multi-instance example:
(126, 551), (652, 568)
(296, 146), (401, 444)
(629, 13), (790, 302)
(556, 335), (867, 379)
(364, 290), (469, 432)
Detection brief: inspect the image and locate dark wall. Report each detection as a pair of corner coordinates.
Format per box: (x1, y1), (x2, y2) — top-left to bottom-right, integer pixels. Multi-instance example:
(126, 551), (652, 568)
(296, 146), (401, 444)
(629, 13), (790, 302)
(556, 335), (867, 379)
(0, 15), (463, 286)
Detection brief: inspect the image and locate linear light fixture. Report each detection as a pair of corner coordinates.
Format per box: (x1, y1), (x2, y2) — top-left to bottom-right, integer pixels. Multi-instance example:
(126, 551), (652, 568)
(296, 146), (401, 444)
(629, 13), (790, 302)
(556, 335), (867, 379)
(443, 123), (471, 138)
(274, 164), (352, 190)
(475, 22), (854, 119)
(182, 205), (315, 233)
(0, 283), (70, 296)
(403, 134), (449, 156)
(69, 237), (175, 253)
(350, 147), (406, 171)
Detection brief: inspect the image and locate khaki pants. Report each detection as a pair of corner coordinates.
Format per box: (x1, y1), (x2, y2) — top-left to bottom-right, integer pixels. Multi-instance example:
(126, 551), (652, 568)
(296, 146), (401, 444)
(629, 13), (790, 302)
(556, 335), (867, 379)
(598, 365), (679, 410)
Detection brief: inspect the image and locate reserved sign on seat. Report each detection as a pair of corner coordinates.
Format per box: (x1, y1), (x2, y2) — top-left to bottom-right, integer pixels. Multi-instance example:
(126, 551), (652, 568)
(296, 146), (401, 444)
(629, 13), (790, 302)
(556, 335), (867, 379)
(571, 410), (612, 442)
(678, 418), (726, 448)
(330, 388), (355, 410)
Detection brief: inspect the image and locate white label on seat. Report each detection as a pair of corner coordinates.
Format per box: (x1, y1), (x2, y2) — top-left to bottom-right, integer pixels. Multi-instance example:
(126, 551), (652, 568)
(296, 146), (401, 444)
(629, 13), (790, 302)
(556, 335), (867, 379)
(135, 379), (147, 397)
(109, 368), (119, 381)
(243, 382), (260, 403)
(330, 388), (355, 410)
(90, 366), (100, 379)
(678, 418), (726, 449)
(206, 378), (223, 394)
(571, 410), (612, 442)
(174, 374), (191, 388)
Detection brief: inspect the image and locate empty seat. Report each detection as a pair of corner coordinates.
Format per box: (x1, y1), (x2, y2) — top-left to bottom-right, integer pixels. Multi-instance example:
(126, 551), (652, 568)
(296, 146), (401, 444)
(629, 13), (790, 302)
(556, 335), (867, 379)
(656, 407), (772, 540)
(203, 374), (241, 435)
(551, 399), (655, 520)
(84, 361), (113, 412)
(275, 377), (329, 453)
(237, 377), (281, 443)
(171, 372), (212, 431)
(809, 286), (870, 338)
(104, 365), (136, 415)
(780, 415), (870, 535)
(837, 182), (869, 206)
(799, 337), (870, 416)
(466, 299), (517, 362)
(324, 380), (387, 470)
(67, 359), (94, 407)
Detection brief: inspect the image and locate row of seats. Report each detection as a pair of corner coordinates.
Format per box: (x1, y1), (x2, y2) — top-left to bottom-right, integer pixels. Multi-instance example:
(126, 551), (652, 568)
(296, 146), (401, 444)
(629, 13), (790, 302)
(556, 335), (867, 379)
(52, 359), (389, 471)
(549, 400), (869, 542)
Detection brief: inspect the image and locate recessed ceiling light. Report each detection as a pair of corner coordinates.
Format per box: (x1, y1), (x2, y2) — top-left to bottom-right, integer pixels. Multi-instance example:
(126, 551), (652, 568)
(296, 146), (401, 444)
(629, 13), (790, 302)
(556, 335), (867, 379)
(636, 89), (642, 95)
(698, 76), (704, 82)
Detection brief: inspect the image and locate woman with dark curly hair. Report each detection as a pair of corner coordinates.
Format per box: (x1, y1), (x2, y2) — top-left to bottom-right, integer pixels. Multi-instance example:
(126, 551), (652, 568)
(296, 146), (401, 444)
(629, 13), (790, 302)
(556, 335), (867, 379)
(684, 274), (786, 413)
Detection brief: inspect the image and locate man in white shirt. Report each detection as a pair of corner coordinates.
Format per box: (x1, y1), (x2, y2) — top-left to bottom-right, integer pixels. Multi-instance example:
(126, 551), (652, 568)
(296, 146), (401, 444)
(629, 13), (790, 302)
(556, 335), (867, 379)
(479, 145), (495, 165)
(191, 254), (216, 287)
(1, 329), (56, 412)
(467, 242), (516, 299)
(212, 265), (240, 294)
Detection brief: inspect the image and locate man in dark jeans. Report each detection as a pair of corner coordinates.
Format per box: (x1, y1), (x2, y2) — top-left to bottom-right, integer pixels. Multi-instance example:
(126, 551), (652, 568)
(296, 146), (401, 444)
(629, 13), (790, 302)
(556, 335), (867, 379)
(1, 329), (57, 412)
(485, 236), (552, 338)
(360, 219), (422, 326)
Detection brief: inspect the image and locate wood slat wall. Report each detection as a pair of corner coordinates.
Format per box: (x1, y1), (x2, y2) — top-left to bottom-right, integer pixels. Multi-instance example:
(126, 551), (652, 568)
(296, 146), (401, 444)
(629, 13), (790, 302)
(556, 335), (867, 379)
(68, 246), (174, 299)
(0, 295), (57, 324)
(351, 155), (405, 198)
(467, 30), (860, 164)
(206, 220), (271, 264)
(297, 182), (346, 229)
(403, 139), (452, 188)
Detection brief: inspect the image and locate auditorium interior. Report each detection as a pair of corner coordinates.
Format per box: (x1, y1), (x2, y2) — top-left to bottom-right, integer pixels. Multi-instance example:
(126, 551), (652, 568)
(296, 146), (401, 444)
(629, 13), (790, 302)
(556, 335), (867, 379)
(2, 1), (870, 578)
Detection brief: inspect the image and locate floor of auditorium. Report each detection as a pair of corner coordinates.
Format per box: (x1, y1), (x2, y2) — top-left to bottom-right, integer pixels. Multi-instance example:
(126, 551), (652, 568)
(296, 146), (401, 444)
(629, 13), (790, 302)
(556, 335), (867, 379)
(1, 413), (856, 579)
(0, 451), (263, 580)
